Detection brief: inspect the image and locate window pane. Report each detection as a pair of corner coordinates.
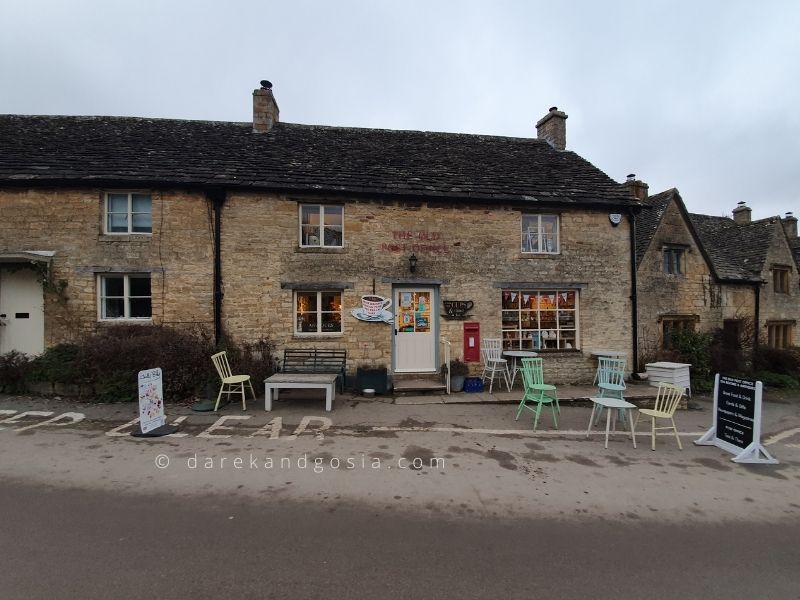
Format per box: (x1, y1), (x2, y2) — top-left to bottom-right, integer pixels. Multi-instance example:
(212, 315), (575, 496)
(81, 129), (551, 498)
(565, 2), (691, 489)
(298, 314), (318, 333)
(103, 276), (124, 297)
(103, 298), (124, 319)
(296, 292), (317, 312)
(522, 215), (538, 252)
(131, 194), (151, 213)
(323, 206), (343, 226)
(521, 293), (537, 309)
(131, 212), (152, 233)
(129, 276), (151, 297)
(502, 291), (519, 309)
(323, 226), (343, 247)
(320, 293), (341, 311)
(302, 225), (321, 246)
(539, 293), (557, 310)
(108, 194), (128, 213)
(558, 291), (575, 309)
(301, 205), (320, 226)
(558, 311), (575, 328)
(320, 312), (341, 333)
(501, 310), (518, 329)
(129, 298), (152, 318)
(539, 311), (556, 329)
(108, 213), (128, 232)
(541, 216), (558, 252)
(520, 310), (537, 329)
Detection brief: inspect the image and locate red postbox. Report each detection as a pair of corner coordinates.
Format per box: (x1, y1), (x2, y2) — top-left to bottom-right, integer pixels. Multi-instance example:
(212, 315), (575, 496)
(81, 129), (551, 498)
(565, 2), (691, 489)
(463, 322), (480, 362)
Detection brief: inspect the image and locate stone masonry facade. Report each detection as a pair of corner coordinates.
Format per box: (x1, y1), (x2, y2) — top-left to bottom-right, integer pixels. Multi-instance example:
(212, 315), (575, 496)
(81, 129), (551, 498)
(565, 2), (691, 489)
(0, 188), (215, 346)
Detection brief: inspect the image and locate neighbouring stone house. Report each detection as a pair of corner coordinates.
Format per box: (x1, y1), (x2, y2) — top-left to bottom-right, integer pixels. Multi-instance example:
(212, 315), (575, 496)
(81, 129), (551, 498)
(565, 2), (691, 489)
(0, 84), (642, 384)
(634, 179), (798, 357)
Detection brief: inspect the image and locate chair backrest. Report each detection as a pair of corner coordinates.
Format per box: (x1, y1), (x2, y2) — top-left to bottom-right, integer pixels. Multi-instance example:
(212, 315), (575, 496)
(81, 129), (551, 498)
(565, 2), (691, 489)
(597, 357), (626, 388)
(520, 357), (545, 387)
(211, 351), (233, 380)
(653, 382), (684, 416)
(481, 338), (503, 362)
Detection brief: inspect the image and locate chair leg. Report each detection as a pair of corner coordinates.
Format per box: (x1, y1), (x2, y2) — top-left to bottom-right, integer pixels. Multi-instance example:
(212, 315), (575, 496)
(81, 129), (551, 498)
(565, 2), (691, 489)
(214, 384), (225, 412)
(651, 417), (656, 451)
(515, 398), (526, 421)
(240, 382), (247, 411)
(554, 390), (560, 414)
(248, 380), (257, 402)
(533, 401), (542, 431)
(586, 403), (597, 438)
(672, 418), (682, 450)
(551, 401), (558, 429)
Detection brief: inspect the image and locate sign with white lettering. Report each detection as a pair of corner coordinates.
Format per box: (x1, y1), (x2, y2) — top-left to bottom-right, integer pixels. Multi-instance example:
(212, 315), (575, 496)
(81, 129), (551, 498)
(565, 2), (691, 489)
(695, 374), (777, 464)
(138, 368), (165, 434)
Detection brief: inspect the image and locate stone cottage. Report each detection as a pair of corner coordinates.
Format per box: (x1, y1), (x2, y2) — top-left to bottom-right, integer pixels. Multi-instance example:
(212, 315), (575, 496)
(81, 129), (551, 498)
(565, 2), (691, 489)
(0, 84), (642, 384)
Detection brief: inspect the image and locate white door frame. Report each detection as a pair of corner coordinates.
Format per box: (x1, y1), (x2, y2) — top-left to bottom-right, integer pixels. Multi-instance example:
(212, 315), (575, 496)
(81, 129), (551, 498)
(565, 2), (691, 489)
(392, 285), (439, 373)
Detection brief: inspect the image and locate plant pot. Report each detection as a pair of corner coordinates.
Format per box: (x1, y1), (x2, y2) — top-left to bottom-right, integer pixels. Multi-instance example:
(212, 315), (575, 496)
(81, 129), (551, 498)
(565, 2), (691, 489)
(450, 375), (466, 392)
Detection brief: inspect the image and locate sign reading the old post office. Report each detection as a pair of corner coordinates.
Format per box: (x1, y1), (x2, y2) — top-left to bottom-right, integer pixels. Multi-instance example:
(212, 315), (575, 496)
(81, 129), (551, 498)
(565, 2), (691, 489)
(380, 230), (448, 254)
(695, 374), (777, 464)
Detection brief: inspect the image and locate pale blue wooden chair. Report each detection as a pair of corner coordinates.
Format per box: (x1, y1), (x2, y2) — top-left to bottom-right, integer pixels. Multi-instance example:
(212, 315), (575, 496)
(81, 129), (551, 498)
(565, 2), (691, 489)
(515, 358), (558, 431)
(594, 357), (627, 425)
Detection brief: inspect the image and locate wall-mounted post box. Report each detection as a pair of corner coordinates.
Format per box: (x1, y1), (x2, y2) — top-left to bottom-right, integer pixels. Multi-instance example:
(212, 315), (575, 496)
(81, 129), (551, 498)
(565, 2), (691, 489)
(463, 322), (480, 362)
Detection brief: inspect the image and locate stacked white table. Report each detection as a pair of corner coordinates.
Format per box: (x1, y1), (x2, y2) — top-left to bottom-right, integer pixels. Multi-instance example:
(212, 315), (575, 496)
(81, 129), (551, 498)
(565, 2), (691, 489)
(645, 361), (691, 396)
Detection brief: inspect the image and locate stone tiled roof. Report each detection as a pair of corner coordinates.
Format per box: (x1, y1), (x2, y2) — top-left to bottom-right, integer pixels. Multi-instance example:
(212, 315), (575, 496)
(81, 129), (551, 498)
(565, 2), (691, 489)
(0, 115), (639, 208)
(689, 213), (777, 282)
(789, 237), (800, 270)
(634, 188), (675, 267)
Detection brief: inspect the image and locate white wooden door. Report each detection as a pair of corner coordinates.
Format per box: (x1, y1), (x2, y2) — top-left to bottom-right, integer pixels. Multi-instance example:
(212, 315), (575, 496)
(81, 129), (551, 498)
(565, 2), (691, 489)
(0, 268), (45, 356)
(394, 287), (437, 372)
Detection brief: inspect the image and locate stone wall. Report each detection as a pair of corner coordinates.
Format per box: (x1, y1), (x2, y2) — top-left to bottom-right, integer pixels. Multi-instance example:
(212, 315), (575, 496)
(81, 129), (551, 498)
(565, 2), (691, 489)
(221, 193), (634, 383)
(0, 188), (214, 347)
(756, 221), (799, 339)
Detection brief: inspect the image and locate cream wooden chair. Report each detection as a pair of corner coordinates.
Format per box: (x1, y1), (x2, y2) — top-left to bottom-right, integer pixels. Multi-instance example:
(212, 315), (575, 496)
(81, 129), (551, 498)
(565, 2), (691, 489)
(211, 351), (257, 412)
(481, 338), (511, 393)
(635, 382), (685, 450)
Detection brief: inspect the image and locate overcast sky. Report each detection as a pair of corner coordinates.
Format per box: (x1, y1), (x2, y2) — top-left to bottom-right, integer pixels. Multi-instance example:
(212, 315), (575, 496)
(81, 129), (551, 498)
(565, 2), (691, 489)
(2, 0), (798, 219)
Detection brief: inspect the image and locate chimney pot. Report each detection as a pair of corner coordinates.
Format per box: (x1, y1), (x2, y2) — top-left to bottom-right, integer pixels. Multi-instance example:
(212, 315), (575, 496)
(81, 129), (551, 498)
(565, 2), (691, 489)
(627, 173), (636, 182)
(536, 106), (568, 151)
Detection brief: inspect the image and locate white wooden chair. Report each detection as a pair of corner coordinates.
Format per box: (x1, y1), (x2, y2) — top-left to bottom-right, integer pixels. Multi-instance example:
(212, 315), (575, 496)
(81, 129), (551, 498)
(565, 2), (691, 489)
(211, 351), (257, 412)
(481, 338), (511, 393)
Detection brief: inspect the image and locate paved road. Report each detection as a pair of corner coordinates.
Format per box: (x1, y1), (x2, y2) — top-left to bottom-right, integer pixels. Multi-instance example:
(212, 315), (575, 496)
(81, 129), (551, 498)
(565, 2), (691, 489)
(2, 480), (799, 600)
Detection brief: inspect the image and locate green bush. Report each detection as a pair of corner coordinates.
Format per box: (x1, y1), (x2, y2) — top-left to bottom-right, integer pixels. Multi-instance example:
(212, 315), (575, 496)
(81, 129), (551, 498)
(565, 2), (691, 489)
(28, 344), (82, 384)
(669, 328), (714, 385)
(0, 350), (32, 393)
(752, 371), (800, 389)
(752, 347), (800, 377)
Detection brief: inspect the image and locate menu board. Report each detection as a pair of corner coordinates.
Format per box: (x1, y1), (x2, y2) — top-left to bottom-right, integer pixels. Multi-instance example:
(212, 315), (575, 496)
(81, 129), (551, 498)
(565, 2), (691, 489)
(715, 376), (756, 449)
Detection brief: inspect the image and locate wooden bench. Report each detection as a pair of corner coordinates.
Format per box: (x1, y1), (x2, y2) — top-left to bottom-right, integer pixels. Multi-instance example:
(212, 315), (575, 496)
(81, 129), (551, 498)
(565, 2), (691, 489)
(282, 349), (346, 392)
(264, 373), (338, 412)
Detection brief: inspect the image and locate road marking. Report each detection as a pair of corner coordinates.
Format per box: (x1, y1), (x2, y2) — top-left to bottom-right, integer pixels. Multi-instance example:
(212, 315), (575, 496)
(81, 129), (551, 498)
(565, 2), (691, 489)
(287, 416), (332, 440)
(197, 415), (252, 439)
(0, 411), (53, 430)
(14, 412), (84, 432)
(364, 426), (703, 438)
(763, 427), (800, 446)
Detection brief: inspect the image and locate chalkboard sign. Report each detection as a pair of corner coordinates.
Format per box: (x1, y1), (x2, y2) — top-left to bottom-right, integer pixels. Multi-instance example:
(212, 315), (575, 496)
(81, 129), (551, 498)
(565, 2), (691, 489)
(715, 376), (756, 449)
(695, 373), (777, 464)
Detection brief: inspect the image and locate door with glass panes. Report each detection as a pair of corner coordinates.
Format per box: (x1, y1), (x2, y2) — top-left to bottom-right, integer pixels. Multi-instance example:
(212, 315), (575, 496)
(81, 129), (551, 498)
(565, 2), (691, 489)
(393, 287), (437, 372)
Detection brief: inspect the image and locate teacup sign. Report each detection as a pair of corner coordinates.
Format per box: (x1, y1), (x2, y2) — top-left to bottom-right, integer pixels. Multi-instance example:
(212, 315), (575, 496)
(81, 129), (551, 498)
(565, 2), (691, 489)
(352, 294), (394, 324)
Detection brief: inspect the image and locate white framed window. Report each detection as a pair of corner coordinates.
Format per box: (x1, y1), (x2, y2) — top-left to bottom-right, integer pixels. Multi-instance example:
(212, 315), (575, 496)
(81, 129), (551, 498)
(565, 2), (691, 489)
(501, 290), (578, 350)
(299, 204), (343, 247)
(521, 214), (559, 254)
(294, 291), (343, 335)
(98, 274), (152, 320)
(105, 192), (152, 234)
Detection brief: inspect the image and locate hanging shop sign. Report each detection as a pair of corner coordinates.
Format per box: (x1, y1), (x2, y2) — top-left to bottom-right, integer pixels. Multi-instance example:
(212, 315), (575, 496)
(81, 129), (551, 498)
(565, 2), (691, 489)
(695, 374), (778, 464)
(351, 294), (394, 324)
(442, 300), (474, 320)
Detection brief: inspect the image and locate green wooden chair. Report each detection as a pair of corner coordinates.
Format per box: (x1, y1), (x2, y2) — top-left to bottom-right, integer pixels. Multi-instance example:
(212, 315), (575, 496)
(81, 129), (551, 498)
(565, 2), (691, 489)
(594, 357), (627, 426)
(515, 358), (558, 431)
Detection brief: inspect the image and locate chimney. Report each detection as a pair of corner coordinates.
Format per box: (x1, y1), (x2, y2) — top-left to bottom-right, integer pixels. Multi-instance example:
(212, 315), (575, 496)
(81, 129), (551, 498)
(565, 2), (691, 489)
(253, 80), (279, 133)
(732, 201), (751, 225)
(536, 106), (568, 151)
(623, 173), (649, 201)
(782, 211), (798, 238)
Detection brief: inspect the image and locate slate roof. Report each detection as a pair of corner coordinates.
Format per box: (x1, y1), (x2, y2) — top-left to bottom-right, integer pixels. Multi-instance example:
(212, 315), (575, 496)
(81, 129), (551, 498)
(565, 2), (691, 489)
(634, 188), (675, 267)
(0, 115), (639, 208)
(689, 213), (777, 282)
(789, 237), (800, 270)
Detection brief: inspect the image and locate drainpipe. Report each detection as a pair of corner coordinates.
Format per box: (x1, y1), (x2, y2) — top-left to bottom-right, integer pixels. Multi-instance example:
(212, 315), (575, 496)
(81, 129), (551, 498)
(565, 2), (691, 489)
(209, 188), (226, 345)
(753, 282), (761, 352)
(628, 210), (640, 373)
